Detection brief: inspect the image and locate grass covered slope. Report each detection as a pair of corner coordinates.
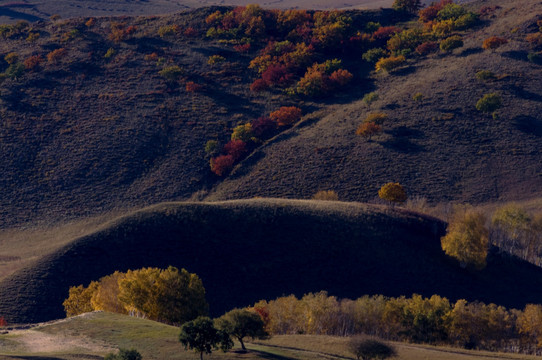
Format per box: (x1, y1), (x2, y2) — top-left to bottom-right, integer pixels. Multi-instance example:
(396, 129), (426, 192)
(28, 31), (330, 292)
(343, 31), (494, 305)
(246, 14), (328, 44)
(207, 0), (542, 204)
(2, 311), (538, 360)
(2, 199), (542, 325)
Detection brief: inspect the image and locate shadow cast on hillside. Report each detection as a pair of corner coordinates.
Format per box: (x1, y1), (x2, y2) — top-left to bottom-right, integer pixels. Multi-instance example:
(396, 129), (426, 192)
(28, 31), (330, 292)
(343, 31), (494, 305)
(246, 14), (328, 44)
(380, 137), (425, 154)
(509, 85), (542, 102)
(500, 50), (529, 62)
(0, 8), (42, 22)
(514, 115), (542, 137)
(457, 47), (484, 57)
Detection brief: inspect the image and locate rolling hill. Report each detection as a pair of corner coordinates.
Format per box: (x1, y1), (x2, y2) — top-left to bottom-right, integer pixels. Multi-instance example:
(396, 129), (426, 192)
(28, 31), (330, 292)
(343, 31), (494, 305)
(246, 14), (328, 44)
(0, 0), (540, 230)
(2, 199), (542, 325)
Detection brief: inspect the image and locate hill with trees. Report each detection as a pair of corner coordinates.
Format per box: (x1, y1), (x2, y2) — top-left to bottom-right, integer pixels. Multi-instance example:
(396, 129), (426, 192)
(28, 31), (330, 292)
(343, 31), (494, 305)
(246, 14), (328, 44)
(0, 0), (540, 229)
(2, 199), (542, 325)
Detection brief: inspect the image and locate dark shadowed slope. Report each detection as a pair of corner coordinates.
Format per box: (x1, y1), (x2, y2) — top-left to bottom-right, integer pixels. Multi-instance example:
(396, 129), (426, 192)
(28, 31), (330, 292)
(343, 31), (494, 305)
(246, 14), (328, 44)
(1, 199), (542, 324)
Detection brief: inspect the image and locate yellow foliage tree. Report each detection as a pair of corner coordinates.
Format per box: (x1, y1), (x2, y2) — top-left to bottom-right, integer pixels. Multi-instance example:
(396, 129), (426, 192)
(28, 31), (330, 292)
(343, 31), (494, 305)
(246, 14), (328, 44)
(378, 182), (407, 204)
(63, 281), (99, 317)
(441, 211), (489, 270)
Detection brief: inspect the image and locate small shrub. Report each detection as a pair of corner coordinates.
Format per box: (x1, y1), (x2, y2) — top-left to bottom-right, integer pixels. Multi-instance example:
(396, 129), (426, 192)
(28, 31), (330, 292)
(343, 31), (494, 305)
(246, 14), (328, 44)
(363, 92), (379, 105)
(269, 106), (302, 127)
(439, 35), (463, 52)
(208, 55), (226, 66)
(261, 64), (294, 86)
(210, 155), (235, 176)
(47, 48), (67, 64)
(528, 52), (542, 64)
(5, 62), (25, 79)
(223, 139), (247, 161)
(482, 36), (508, 50)
(371, 26), (401, 43)
(412, 92), (424, 102)
(415, 41), (438, 55)
(0, 317), (7, 327)
(475, 70), (496, 81)
(362, 48), (388, 63)
(349, 337), (397, 360)
(104, 348), (142, 360)
(205, 140), (219, 156)
(183, 27), (197, 37)
(392, 0), (422, 14)
(4, 52), (18, 65)
(231, 123), (254, 142)
(250, 79), (269, 92)
(375, 55), (405, 73)
(329, 69), (353, 86)
(312, 190), (339, 201)
(159, 65), (183, 82)
(234, 43), (251, 53)
(454, 13), (478, 30)
(104, 48), (116, 59)
(109, 22), (136, 42)
(85, 18), (95, 27)
(437, 3), (466, 21)
(476, 93), (502, 113)
(26, 31), (39, 42)
(186, 81), (203, 92)
(356, 122), (382, 141)
(525, 33), (542, 49)
(364, 112), (387, 125)
(24, 55), (42, 70)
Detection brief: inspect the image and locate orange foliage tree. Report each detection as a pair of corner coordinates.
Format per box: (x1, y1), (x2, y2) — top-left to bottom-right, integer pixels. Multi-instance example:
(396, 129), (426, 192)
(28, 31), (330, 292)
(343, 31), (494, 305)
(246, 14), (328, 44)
(482, 36), (508, 50)
(378, 182), (407, 204)
(210, 155), (235, 176)
(269, 106), (302, 126)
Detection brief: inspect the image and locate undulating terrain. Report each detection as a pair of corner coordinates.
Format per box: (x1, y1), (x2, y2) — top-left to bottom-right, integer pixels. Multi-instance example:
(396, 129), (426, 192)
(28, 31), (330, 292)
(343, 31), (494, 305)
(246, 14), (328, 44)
(0, 0), (541, 357)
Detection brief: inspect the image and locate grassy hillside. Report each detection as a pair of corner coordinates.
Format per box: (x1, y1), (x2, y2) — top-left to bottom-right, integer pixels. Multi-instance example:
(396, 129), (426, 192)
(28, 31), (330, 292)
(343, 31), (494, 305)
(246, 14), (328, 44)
(0, 311), (539, 359)
(0, 0), (540, 229)
(1, 199), (542, 325)
(206, 0), (542, 204)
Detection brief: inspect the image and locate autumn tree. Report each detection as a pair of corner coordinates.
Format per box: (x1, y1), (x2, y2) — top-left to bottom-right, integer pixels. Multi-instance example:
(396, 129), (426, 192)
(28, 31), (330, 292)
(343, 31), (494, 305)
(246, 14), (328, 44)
(518, 304), (542, 352)
(356, 122), (382, 141)
(482, 36), (508, 50)
(118, 266), (208, 324)
(475, 93), (502, 113)
(312, 190), (339, 201)
(63, 282), (99, 317)
(210, 155), (234, 176)
(348, 337), (397, 360)
(441, 210), (489, 270)
(179, 316), (233, 360)
(378, 183), (407, 205)
(215, 309), (269, 351)
(269, 106), (302, 126)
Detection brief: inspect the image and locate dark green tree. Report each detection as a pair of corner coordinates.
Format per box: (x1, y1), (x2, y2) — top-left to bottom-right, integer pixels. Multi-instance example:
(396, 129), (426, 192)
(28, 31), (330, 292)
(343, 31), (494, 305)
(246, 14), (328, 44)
(104, 348), (142, 360)
(348, 338), (397, 360)
(215, 308), (269, 351)
(179, 316), (233, 360)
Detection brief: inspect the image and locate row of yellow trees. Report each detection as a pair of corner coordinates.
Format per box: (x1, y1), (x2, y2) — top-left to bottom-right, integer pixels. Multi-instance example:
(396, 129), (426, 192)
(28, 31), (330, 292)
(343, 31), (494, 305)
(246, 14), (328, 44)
(252, 291), (542, 354)
(63, 266), (208, 325)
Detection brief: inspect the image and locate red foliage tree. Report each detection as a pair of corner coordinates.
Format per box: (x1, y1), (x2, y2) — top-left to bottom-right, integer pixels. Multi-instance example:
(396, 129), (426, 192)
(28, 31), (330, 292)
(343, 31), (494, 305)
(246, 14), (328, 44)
(415, 41), (438, 55)
(210, 155), (235, 176)
(372, 26), (402, 43)
(223, 139), (247, 161)
(183, 27), (197, 37)
(270, 106), (302, 126)
(329, 69), (353, 87)
(418, 0), (452, 23)
(261, 63), (294, 86)
(0, 317), (7, 327)
(250, 78), (269, 92)
(234, 43), (251, 53)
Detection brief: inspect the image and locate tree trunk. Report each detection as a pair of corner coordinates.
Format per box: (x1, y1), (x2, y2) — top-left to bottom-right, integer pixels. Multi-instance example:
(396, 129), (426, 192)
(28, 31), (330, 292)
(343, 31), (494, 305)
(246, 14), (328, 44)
(239, 337), (246, 351)
(200, 351), (203, 360)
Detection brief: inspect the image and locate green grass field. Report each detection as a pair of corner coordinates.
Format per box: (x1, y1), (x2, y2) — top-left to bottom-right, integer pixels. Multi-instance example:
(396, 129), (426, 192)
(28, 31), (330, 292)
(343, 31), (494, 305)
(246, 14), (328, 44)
(0, 312), (538, 360)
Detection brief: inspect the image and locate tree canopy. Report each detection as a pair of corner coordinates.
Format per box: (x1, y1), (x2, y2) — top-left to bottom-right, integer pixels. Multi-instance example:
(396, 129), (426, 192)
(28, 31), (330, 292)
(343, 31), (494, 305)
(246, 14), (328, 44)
(215, 308), (269, 351)
(179, 316), (233, 360)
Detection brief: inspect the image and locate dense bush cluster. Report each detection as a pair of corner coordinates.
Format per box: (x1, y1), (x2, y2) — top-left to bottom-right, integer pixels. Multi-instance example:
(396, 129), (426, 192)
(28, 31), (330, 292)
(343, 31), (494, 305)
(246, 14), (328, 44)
(252, 291), (542, 354)
(63, 267), (208, 325)
(208, 106), (302, 176)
